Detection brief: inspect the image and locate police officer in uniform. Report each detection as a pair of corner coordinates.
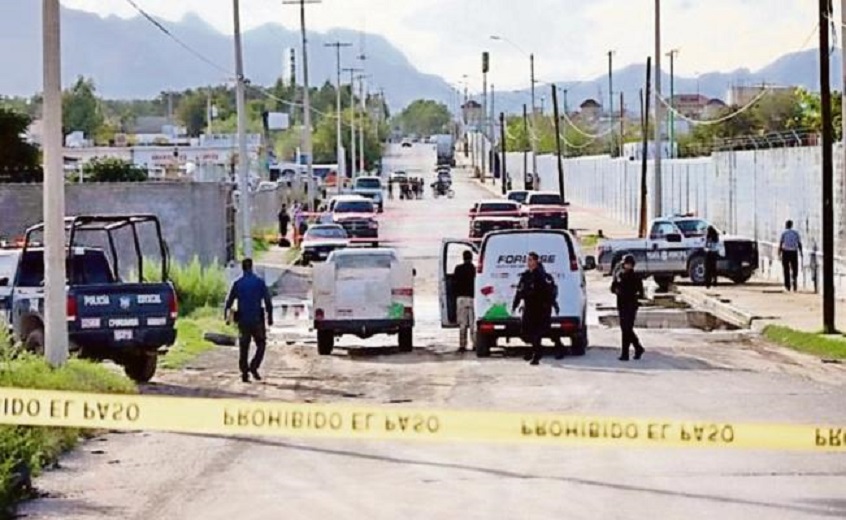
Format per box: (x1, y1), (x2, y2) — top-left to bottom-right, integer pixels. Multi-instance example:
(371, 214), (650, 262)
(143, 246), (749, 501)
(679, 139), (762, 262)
(611, 254), (645, 361)
(512, 252), (559, 365)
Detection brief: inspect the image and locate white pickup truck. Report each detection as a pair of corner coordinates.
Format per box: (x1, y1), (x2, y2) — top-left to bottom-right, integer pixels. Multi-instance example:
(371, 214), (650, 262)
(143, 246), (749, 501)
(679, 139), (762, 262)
(595, 215), (758, 290)
(312, 248), (415, 355)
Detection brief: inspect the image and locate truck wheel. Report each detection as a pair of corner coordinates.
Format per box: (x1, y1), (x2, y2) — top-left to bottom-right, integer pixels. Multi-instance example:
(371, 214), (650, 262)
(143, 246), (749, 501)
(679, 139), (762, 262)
(731, 273), (753, 284)
(476, 332), (493, 358)
(571, 327), (588, 356)
(654, 275), (675, 292)
(371, 241), (379, 248)
(123, 351), (158, 383)
(688, 256), (707, 285)
(317, 331), (334, 356)
(24, 328), (45, 355)
(398, 328), (413, 353)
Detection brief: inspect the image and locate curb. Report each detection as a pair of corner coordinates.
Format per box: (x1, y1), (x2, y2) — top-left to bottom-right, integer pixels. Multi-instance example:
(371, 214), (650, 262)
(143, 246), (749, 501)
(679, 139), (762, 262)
(676, 287), (759, 330)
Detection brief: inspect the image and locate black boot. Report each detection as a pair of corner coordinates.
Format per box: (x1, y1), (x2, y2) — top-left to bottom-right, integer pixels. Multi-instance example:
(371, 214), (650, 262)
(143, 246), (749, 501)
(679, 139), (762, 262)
(250, 369), (262, 381)
(241, 372), (250, 383)
(634, 346), (645, 360)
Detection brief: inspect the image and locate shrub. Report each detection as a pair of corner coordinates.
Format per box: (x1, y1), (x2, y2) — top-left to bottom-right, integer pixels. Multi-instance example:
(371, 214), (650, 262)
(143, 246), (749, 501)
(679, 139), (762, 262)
(142, 256), (228, 316)
(81, 157), (147, 182)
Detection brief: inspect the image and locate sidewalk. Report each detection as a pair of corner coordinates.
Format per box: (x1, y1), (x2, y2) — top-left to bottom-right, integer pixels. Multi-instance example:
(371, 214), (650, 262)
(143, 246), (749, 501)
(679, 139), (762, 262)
(470, 175), (843, 334)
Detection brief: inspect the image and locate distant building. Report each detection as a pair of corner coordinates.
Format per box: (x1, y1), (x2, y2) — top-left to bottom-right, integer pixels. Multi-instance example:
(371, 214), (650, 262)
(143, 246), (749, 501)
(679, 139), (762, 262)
(462, 100), (484, 130)
(579, 99), (602, 121)
(669, 94), (710, 119)
(704, 98), (728, 119)
(726, 84), (795, 106)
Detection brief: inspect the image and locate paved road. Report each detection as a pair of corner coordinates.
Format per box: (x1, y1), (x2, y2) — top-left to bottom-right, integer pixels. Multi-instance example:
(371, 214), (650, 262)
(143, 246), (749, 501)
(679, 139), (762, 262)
(19, 144), (846, 520)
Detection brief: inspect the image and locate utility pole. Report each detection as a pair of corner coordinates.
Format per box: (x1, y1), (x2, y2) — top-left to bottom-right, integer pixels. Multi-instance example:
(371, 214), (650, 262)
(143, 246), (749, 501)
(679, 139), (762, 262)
(43, 0), (68, 367)
(620, 91), (625, 157)
(522, 103), (529, 189)
(482, 52), (489, 181)
(232, 0), (252, 259)
(819, 0), (836, 333)
(500, 112), (507, 195)
(552, 84), (565, 202)
(206, 88), (213, 137)
(530, 53), (538, 184)
(641, 58), (652, 238)
(343, 67), (361, 178)
(608, 50), (615, 156)
(283, 0), (321, 212)
(491, 83), (496, 184)
(357, 74), (367, 174)
(653, 0), (664, 218)
(667, 49), (678, 159)
(325, 41), (351, 193)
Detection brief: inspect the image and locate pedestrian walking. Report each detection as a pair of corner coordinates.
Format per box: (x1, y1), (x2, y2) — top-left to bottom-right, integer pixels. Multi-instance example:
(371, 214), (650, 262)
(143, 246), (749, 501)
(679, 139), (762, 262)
(704, 225), (720, 288)
(611, 254), (645, 362)
(225, 258), (274, 383)
(387, 179), (394, 200)
(453, 250), (476, 352)
(779, 220), (803, 292)
(512, 252), (559, 365)
(293, 203), (305, 247)
(278, 204), (291, 246)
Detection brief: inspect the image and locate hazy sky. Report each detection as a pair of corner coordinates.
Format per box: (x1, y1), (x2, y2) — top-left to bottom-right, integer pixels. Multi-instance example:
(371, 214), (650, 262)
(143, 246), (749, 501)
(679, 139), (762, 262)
(62, 0), (820, 90)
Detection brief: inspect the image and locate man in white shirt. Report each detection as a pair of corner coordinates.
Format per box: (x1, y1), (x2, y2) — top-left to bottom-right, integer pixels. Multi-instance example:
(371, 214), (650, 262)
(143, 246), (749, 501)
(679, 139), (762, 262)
(778, 220), (803, 292)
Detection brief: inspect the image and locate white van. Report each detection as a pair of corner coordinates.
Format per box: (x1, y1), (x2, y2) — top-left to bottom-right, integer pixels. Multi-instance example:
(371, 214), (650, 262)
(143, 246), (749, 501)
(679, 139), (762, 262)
(439, 230), (595, 357)
(312, 248), (415, 355)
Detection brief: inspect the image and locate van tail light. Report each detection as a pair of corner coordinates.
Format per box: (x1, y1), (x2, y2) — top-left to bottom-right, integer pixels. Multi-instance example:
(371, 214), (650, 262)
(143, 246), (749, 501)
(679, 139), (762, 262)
(477, 250), (485, 273)
(66, 296), (78, 322)
(570, 257), (579, 271)
(168, 291), (179, 319)
(315, 308), (325, 321)
(403, 307), (414, 320)
(479, 322), (495, 332)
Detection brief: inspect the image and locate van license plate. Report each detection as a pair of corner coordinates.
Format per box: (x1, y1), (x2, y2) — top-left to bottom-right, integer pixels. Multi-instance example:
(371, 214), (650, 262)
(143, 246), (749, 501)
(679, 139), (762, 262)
(114, 330), (133, 341)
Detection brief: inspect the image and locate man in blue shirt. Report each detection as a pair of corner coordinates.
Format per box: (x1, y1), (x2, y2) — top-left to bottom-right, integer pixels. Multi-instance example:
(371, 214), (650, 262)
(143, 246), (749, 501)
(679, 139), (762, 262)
(225, 258), (274, 382)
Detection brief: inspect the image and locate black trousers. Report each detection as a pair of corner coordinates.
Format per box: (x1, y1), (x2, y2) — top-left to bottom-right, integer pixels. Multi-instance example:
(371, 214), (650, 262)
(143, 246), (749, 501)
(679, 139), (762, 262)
(782, 251), (799, 291)
(705, 252), (719, 288)
(238, 322), (267, 374)
(523, 315), (551, 360)
(619, 305), (642, 358)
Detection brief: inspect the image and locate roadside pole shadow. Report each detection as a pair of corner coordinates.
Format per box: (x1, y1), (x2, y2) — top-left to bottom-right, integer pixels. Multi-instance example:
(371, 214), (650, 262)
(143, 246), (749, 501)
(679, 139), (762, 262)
(138, 383), (257, 400)
(187, 434), (846, 518)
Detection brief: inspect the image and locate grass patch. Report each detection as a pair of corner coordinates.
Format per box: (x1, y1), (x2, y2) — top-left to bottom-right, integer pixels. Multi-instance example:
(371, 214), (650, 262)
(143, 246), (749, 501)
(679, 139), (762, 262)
(160, 307), (235, 370)
(283, 246), (301, 265)
(762, 325), (846, 360)
(0, 340), (136, 516)
(142, 256), (228, 316)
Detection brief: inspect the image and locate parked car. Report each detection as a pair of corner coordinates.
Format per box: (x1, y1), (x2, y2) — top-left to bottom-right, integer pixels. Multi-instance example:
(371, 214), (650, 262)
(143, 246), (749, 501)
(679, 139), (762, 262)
(522, 191), (569, 230)
(2, 215), (178, 382)
(440, 230), (596, 358)
(469, 200), (525, 239)
(301, 224), (350, 264)
(595, 215), (759, 289)
(330, 196), (379, 247)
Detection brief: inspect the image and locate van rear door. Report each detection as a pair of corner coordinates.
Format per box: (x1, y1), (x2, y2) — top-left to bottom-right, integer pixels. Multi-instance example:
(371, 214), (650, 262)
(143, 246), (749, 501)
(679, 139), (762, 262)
(333, 253), (393, 321)
(475, 231), (583, 323)
(438, 240), (477, 328)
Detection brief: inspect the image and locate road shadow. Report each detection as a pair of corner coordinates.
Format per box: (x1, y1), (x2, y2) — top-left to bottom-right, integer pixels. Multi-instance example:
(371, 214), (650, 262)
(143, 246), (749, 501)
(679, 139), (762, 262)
(186, 434), (846, 519)
(139, 383), (256, 400)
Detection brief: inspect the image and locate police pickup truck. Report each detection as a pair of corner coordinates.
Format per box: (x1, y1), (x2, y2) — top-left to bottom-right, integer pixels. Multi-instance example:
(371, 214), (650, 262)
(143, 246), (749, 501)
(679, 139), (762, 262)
(596, 215), (758, 290)
(1, 215), (178, 383)
(522, 191), (569, 230)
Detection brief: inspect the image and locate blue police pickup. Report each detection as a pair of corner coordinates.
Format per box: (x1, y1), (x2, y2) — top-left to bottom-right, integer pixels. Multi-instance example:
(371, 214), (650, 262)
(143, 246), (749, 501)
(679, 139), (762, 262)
(0, 216), (178, 383)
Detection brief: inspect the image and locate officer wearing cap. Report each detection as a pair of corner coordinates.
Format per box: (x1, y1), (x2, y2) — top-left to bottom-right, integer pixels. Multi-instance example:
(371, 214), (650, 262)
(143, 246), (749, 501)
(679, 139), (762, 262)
(611, 254), (645, 361)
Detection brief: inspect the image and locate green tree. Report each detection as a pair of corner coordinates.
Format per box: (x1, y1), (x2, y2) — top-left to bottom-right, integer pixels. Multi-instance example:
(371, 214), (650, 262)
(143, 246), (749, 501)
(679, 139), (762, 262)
(176, 90), (209, 137)
(0, 108), (40, 181)
(394, 99), (451, 136)
(82, 157), (147, 182)
(63, 76), (104, 138)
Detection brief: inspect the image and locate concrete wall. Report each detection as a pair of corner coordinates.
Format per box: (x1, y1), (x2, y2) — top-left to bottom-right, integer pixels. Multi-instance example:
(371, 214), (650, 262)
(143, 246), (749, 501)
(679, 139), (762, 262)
(504, 145), (846, 292)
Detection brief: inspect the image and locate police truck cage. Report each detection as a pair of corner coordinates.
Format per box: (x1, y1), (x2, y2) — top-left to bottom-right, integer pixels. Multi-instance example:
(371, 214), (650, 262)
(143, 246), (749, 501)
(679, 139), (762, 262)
(22, 215), (171, 283)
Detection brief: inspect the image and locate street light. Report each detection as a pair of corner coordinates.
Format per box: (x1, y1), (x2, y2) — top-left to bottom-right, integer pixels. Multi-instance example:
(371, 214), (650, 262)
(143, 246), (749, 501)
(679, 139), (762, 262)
(490, 34), (537, 188)
(666, 49), (679, 159)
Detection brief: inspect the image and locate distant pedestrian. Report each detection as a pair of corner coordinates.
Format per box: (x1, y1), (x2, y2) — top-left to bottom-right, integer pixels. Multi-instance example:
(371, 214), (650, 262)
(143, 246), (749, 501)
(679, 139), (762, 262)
(512, 252), (559, 365)
(293, 203), (306, 247)
(453, 250), (476, 352)
(611, 254), (644, 362)
(278, 204), (290, 244)
(704, 225), (720, 288)
(779, 219), (803, 292)
(387, 179), (394, 200)
(225, 258), (274, 383)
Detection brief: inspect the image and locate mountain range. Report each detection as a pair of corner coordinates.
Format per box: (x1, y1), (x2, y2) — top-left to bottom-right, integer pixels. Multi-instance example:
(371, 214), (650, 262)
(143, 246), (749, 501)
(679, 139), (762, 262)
(0, 3), (839, 113)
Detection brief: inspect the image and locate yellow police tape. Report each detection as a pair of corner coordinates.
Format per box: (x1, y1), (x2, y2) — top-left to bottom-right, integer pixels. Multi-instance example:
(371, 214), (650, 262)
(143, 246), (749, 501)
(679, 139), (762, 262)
(0, 387), (844, 452)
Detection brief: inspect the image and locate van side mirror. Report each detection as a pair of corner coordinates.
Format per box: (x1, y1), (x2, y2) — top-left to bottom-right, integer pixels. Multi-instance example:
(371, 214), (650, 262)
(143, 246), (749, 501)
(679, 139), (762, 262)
(582, 256), (597, 271)
(665, 233), (683, 243)
(0, 277), (7, 287)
